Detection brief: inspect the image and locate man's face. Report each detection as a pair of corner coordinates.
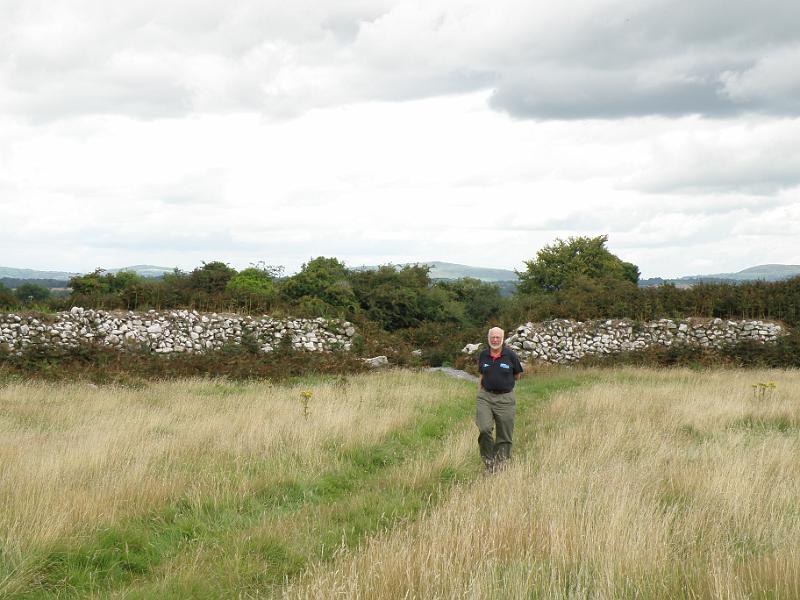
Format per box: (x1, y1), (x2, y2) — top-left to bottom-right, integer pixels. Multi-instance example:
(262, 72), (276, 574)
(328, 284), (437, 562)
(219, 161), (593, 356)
(488, 330), (503, 350)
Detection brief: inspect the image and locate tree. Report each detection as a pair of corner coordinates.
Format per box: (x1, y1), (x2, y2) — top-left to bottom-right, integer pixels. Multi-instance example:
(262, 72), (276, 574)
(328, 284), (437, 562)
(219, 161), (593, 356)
(516, 235), (639, 294)
(350, 264), (456, 330)
(0, 283), (17, 308)
(69, 269), (109, 297)
(435, 277), (503, 326)
(226, 267), (277, 311)
(106, 270), (144, 293)
(14, 282), (51, 304)
(190, 261), (237, 295)
(281, 257), (356, 313)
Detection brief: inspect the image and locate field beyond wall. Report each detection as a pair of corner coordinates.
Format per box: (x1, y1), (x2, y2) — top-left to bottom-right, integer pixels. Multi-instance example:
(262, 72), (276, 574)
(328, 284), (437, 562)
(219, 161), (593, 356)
(1, 368), (799, 598)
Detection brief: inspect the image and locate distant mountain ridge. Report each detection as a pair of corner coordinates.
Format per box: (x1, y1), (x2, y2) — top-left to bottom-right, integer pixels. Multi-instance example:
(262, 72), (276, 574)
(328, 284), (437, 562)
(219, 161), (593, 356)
(639, 264), (800, 287)
(734, 264), (800, 277)
(105, 265), (177, 278)
(382, 262), (800, 286)
(3, 262), (799, 289)
(352, 261), (518, 283)
(0, 267), (82, 280)
(409, 261), (518, 282)
(0, 265), (174, 281)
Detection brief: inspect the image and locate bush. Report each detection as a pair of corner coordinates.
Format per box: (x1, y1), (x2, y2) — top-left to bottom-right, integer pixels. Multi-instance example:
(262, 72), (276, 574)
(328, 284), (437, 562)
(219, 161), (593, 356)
(0, 284), (17, 309)
(399, 322), (482, 368)
(14, 283), (51, 305)
(0, 343), (368, 384)
(226, 267), (277, 311)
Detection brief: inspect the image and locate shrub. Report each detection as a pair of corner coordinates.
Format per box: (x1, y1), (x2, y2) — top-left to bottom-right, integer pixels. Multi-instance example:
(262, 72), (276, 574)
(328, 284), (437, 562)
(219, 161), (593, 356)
(14, 283), (51, 304)
(0, 343), (367, 384)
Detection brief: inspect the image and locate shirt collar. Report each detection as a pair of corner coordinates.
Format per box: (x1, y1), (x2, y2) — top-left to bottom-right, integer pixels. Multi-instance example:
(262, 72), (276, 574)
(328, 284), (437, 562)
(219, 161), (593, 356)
(489, 346), (504, 359)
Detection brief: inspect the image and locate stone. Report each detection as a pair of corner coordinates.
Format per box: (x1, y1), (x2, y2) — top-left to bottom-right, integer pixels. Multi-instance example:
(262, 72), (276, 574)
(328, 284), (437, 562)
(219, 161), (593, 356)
(363, 355), (389, 368)
(462, 343), (481, 354)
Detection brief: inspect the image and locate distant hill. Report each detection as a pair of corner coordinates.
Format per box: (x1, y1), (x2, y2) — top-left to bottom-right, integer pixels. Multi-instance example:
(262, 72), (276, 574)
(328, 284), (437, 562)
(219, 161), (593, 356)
(733, 264), (800, 279)
(0, 267), (81, 281)
(105, 265), (176, 278)
(355, 261), (518, 283)
(5, 262), (799, 292)
(0, 265), (175, 288)
(639, 264), (800, 287)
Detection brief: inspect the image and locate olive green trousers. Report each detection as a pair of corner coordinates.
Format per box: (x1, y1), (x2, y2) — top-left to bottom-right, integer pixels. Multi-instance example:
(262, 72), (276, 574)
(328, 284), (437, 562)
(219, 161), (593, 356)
(476, 389), (516, 468)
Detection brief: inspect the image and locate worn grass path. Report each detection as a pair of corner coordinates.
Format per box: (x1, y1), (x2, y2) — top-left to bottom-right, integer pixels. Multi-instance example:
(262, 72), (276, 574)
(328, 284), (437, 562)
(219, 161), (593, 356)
(5, 370), (590, 599)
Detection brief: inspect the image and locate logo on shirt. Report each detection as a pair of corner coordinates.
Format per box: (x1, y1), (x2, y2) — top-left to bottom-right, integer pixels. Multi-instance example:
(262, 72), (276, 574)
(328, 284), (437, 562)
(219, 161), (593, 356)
(482, 363), (491, 369)
(499, 362), (510, 369)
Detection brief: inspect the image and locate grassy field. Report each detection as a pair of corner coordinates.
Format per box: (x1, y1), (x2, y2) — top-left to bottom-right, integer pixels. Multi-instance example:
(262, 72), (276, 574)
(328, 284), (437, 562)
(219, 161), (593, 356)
(1, 368), (799, 598)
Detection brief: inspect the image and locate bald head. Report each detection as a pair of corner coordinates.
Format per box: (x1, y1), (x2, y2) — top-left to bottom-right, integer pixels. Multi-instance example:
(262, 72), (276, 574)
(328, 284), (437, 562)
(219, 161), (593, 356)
(488, 327), (504, 350)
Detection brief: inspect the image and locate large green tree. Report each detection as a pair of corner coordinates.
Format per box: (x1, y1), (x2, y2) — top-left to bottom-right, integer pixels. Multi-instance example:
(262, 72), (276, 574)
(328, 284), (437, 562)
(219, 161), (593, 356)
(350, 264), (462, 330)
(14, 283), (51, 304)
(516, 235), (639, 294)
(226, 267), (277, 311)
(435, 277), (503, 326)
(189, 261), (237, 295)
(281, 257), (357, 313)
(0, 283), (18, 308)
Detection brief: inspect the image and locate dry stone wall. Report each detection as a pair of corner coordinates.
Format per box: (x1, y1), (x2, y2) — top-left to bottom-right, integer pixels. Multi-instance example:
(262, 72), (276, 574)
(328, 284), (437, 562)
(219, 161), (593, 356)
(467, 318), (785, 364)
(0, 308), (355, 354)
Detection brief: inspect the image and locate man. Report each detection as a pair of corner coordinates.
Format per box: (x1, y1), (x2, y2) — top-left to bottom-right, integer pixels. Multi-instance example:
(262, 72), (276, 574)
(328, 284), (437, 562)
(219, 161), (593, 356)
(476, 326), (523, 473)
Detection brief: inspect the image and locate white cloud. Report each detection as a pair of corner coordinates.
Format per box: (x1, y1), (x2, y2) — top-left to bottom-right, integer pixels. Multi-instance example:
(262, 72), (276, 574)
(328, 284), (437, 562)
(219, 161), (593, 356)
(3, 0), (800, 122)
(626, 117), (800, 194)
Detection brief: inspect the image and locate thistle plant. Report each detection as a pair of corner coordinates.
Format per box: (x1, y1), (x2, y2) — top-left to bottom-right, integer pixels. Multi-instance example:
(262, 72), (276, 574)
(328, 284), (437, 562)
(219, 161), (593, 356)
(299, 390), (313, 419)
(751, 381), (776, 401)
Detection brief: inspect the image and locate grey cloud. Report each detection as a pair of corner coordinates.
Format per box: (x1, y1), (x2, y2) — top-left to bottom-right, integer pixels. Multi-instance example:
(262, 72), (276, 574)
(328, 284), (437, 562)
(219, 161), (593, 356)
(628, 122), (800, 195)
(487, 0), (800, 119)
(488, 67), (740, 120)
(636, 164), (800, 195)
(78, 229), (265, 254)
(613, 219), (741, 250)
(3, 0), (800, 123)
(493, 196), (797, 241)
(156, 170), (229, 206)
(348, 0), (800, 120)
(0, 1), (394, 122)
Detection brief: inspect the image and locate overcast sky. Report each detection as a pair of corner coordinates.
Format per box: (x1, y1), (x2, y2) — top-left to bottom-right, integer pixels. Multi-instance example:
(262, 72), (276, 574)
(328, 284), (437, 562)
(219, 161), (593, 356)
(3, 0), (799, 277)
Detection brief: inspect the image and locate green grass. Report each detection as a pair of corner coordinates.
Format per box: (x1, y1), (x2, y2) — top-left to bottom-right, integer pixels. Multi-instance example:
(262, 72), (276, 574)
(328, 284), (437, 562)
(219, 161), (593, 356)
(2, 370), (589, 599)
(728, 414), (798, 434)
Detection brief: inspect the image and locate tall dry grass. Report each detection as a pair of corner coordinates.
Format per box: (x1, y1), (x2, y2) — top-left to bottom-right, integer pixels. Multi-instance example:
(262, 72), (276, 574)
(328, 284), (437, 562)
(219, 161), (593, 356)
(0, 372), (459, 564)
(285, 368), (800, 599)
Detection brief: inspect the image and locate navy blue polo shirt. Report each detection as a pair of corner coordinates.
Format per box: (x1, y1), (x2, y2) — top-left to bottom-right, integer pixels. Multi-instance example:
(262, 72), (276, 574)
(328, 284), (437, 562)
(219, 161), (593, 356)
(478, 346), (523, 393)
